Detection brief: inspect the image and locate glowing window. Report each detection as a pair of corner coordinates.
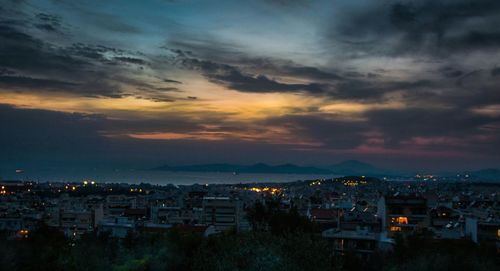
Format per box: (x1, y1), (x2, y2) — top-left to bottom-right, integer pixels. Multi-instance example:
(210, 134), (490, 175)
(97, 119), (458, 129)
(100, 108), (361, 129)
(390, 226), (402, 232)
(396, 217), (408, 224)
(497, 229), (500, 238)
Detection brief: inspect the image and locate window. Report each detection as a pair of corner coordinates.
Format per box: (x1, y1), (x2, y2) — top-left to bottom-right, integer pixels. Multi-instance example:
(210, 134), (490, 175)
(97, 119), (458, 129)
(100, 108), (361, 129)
(399, 217), (408, 224)
(390, 226), (402, 232)
(391, 216), (408, 224)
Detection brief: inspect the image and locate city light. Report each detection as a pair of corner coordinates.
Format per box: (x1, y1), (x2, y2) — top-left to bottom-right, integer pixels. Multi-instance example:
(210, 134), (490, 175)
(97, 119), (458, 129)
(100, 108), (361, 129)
(390, 226), (402, 232)
(248, 187), (281, 194)
(310, 180), (322, 186)
(391, 217), (409, 224)
(342, 180), (368, 187)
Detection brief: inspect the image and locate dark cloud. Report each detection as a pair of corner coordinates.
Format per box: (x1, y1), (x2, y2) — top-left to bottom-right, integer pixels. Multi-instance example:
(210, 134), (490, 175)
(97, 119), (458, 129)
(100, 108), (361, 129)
(440, 67), (463, 78)
(333, 0), (500, 56)
(180, 58), (326, 94)
(65, 43), (123, 63)
(0, 24), (124, 97)
(172, 50), (439, 100)
(237, 57), (343, 81)
(264, 0), (311, 7)
(0, 17), (165, 100)
(0, 24), (82, 73)
(279, 66), (342, 81)
(0, 104), (315, 169)
(113, 56), (147, 65)
(263, 106), (500, 155)
(364, 107), (500, 151)
(454, 86), (500, 110)
(332, 79), (434, 101)
(212, 69), (325, 94)
(491, 67), (500, 77)
(162, 47), (195, 58)
(448, 31), (500, 50)
(0, 103), (206, 147)
(155, 87), (180, 92)
(65, 44), (150, 67)
(95, 17), (141, 34)
(51, 1), (142, 34)
(1, 0), (499, 172)
(456, 70), (483, 87)
(342, 71), (365, 78)
(264, 115), (368, 149)
(163, 78), (182, 84)
(168, 44), (343, 82)
(0, 74), (78, 90)
(0, 67), (15, 75)
(167, 38), (244, 62)
(35, 13), (63, 33)
(0, 24), (91, 79)
(0, 104), (108, 162)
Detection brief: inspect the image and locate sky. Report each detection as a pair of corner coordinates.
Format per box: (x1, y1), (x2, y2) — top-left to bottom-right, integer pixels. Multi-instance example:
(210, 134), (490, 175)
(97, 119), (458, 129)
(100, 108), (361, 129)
(1, 0), (500, 172)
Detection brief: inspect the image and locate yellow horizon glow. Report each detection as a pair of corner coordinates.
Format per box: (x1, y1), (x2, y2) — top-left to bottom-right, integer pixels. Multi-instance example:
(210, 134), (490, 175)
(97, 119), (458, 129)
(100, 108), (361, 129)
(0, 77), (399, 146)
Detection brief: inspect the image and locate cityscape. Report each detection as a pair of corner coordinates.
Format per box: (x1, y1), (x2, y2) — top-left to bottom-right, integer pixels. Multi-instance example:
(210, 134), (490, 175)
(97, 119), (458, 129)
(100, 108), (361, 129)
(0, 173), (499, 270)
(1, 0), (500, 270)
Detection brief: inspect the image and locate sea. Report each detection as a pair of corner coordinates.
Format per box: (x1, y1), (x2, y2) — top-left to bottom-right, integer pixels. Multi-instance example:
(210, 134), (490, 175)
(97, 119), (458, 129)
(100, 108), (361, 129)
(0, 168), (339, 185)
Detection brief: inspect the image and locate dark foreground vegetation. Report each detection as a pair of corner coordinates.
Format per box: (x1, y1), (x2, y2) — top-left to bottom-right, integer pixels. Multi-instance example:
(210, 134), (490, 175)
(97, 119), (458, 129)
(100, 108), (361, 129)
(1, 205), (498, 271)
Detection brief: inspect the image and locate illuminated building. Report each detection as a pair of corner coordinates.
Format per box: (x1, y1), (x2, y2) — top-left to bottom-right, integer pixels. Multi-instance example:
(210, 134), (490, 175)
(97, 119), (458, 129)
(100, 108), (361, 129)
(59, 204), (103, 238)
(0, 180), (26, 195)
(247, 186), (281, 195)
(59, 209), (94, 237)
(379, 195), (429, 236)
(430, 206), (458, 232)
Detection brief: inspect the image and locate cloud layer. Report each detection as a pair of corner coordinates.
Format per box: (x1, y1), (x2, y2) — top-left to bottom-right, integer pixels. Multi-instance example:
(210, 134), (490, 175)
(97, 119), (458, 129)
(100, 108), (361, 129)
(1, 0), (500, 172)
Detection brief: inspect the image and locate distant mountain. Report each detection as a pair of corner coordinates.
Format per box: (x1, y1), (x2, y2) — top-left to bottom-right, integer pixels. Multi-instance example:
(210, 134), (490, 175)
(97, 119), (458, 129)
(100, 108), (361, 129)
(152, 163), (332, 174)
(328, 160), (390, 175)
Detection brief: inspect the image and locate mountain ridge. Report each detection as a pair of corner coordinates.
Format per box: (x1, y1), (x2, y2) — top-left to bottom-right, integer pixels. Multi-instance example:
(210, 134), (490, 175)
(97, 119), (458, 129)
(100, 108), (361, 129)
(152, 163), (331, 174)
(152, 161), (500, 179)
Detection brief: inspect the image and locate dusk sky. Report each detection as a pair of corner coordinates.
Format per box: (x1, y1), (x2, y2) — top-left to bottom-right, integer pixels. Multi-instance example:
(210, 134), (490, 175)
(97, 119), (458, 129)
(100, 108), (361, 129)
(1, 0), (500, 172)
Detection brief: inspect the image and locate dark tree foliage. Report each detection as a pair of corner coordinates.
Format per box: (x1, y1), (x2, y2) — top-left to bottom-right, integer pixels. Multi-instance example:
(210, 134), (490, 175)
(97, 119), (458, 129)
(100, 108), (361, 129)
(191, 231), (336, 271)
(246, 200), (316, 234)
(383, 232), (499, 271)
(0, 216), (498, 271)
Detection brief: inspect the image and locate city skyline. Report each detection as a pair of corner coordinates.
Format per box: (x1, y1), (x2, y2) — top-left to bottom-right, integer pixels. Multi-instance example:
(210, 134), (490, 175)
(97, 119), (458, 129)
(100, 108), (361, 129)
(2, 0), (500, 172)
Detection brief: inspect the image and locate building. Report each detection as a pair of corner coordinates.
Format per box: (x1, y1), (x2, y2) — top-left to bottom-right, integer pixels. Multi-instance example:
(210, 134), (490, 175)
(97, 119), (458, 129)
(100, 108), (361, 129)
(59, 209), (94, 237)
(322, 227), (394, 258)
(105, 195), (136, 216)
(202, 197), (240, 232)
(59, 203), (104, 237)
(466, 217), (500, 248)
(151, 206), (203, 225)
(98, 217), (135, 238)
(309, 208), (339, 226)
(380, 195), (429, 236)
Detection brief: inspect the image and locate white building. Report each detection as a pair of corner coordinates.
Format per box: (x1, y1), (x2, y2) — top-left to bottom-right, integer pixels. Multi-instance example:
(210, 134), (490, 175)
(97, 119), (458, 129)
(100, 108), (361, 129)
(202, 197), (241, 232)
